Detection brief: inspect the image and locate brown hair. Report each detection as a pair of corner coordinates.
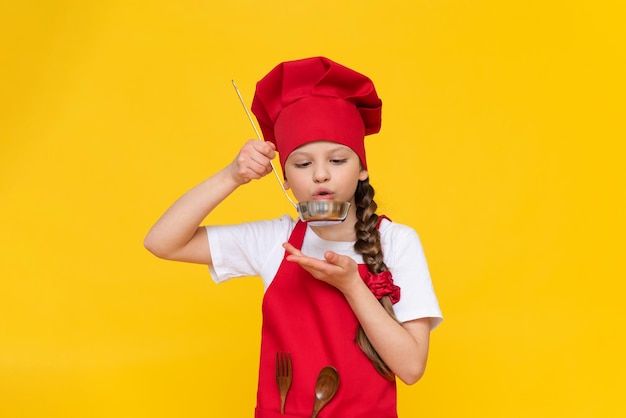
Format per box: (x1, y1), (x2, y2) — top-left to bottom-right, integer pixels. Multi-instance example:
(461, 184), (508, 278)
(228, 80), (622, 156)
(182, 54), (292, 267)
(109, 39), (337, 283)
(353, 178), (401, 380)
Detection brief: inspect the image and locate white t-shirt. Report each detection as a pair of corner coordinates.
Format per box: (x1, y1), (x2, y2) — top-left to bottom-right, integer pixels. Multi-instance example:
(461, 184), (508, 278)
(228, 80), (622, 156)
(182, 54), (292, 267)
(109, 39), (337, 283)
(206, 215), (442, 328)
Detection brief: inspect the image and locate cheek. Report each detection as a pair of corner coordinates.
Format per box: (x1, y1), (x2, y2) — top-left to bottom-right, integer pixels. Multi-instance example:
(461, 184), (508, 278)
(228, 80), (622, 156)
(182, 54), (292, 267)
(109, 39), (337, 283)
(282, 171), (306, 191)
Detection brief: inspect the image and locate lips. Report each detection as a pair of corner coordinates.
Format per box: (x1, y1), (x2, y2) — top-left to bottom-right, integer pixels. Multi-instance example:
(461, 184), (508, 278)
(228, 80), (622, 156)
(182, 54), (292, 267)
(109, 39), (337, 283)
(312, 188), (335, 200)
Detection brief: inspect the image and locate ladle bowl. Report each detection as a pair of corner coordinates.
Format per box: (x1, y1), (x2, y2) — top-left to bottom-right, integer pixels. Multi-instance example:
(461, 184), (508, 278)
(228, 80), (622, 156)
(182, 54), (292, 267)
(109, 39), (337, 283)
(297, 200), (350, 225)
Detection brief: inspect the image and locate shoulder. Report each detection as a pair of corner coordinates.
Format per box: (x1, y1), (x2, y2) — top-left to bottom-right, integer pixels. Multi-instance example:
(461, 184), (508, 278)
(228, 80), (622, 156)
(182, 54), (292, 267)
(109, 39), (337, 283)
(378, 218), (426, 264)
(379, 218), (423, 245)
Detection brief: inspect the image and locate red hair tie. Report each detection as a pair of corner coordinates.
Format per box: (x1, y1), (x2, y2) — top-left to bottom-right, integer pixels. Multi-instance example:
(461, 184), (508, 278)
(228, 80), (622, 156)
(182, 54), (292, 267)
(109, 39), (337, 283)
(361, 270), (401, 304)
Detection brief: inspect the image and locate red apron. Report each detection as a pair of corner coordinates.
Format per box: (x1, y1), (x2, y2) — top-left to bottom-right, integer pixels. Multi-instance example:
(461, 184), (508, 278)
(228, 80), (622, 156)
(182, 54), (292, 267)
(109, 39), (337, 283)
(254, 221), (397, 418)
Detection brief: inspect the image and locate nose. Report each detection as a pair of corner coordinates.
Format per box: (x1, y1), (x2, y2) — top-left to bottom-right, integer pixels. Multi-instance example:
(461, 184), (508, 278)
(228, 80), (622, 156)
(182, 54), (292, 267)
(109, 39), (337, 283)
(313, 165), (330, 183)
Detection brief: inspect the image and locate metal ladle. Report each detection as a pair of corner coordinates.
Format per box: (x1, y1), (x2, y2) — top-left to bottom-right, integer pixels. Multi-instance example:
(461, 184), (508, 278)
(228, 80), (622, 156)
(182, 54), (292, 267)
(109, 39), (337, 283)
(232, 80), (350, 226)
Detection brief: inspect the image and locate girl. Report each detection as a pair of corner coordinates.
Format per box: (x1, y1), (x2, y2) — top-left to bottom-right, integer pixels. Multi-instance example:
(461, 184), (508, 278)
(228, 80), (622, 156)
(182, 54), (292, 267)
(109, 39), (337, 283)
(144, 56), (442, 418)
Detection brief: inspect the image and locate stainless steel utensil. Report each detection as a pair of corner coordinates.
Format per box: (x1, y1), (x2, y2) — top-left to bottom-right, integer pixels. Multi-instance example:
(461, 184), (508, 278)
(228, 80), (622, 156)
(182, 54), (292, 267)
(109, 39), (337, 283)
(232, 80), (350, 226)
(275, 351), (293, 414)
(311, 366), (339, 418)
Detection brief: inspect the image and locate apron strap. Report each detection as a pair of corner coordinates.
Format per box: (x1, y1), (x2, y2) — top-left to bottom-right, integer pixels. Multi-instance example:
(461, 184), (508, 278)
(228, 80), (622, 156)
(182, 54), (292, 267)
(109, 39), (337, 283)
(285, 221), (307, 255)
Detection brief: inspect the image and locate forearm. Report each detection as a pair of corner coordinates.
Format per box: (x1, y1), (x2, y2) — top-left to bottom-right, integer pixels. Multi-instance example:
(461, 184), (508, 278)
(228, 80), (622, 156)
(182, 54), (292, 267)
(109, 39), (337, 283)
(145, 140), (276, 264)
(144, 166), (240, 261)
(343, 279), (430, 384)
(281, 245), (431, 384)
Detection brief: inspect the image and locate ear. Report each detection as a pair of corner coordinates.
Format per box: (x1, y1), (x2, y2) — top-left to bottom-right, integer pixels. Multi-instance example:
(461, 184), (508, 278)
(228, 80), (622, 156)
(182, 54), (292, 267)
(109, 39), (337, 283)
(282, 179), (290, 190)
(359, 169), (369, 181)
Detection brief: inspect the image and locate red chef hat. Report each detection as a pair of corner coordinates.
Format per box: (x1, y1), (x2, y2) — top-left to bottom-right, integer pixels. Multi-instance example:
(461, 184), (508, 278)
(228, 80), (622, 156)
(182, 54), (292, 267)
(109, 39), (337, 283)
(251, 56), (382, 171)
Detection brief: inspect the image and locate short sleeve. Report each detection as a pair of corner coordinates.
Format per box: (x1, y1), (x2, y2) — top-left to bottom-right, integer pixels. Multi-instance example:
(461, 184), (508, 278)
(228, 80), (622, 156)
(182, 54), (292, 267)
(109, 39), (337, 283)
(380, 221), (443, 329)
(205, 216), (295, 284)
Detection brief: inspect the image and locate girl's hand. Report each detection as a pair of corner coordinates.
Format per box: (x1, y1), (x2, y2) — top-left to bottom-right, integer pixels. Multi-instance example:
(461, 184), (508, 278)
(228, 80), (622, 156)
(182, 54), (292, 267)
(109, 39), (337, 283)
(282, 242), (362, 295)
(229, 140), (276, 185)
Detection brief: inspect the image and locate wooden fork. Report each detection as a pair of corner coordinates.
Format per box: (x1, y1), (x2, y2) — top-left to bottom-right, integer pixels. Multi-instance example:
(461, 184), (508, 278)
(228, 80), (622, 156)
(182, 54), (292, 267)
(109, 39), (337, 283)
(275, 351), (293, 414)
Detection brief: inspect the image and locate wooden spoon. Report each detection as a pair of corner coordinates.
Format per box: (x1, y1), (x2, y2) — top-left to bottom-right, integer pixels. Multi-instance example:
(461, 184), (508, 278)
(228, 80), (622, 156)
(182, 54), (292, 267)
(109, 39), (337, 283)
(311, 366), (340, 418)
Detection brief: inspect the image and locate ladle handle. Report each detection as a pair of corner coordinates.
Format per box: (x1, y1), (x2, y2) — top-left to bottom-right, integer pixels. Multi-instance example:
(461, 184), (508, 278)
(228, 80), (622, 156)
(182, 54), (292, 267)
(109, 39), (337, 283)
(231, 80), (298, 208)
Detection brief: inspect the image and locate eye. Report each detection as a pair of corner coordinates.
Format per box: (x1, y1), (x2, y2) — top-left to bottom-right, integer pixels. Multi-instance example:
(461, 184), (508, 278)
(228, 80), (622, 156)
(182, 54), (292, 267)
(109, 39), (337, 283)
(293, 161), (311, 168)
(330, 158), (348, 165)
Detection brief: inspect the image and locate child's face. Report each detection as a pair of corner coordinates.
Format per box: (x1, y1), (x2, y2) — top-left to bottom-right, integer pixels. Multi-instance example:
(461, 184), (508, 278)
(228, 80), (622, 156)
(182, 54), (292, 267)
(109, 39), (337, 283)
(282, 141), (369, 204)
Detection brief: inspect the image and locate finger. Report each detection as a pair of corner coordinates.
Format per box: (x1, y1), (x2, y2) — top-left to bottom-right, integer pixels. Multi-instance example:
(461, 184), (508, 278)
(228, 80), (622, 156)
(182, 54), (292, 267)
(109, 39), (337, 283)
(237, 160), (269, 180)
(237, 149), (272, 177)
(292, 257), (338, 278)
(248, 153), (273, 173)
(250, 140), (277, 159)
(248, 159), (272, 177)
(323, 251), (350, 268)
(324, 251), (339, 264)
(282, 242), (304, 257)
(241, 140), (274, 160)
(248, 150), (276, 175)
(284, 250), (326, 270)
(282, 243), (341, 277)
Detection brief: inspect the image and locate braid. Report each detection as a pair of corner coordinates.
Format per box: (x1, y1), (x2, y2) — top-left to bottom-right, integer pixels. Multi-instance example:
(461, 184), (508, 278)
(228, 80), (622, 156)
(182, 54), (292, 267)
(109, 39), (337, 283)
(353, 178), (400, 380)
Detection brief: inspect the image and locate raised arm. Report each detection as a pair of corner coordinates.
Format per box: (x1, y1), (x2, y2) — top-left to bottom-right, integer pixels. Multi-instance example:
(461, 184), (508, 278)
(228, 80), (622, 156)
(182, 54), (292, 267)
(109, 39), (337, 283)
(144, 140), (276, 265)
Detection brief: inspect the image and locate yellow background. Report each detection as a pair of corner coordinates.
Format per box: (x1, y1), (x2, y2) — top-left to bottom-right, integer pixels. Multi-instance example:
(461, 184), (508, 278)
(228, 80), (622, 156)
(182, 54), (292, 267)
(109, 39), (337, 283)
(1, 1), (624, 417)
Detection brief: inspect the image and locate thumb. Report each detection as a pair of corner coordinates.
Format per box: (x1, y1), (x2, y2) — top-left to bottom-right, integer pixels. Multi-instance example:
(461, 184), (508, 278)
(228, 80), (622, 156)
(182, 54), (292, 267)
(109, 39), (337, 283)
(324, 251), (346, 267)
